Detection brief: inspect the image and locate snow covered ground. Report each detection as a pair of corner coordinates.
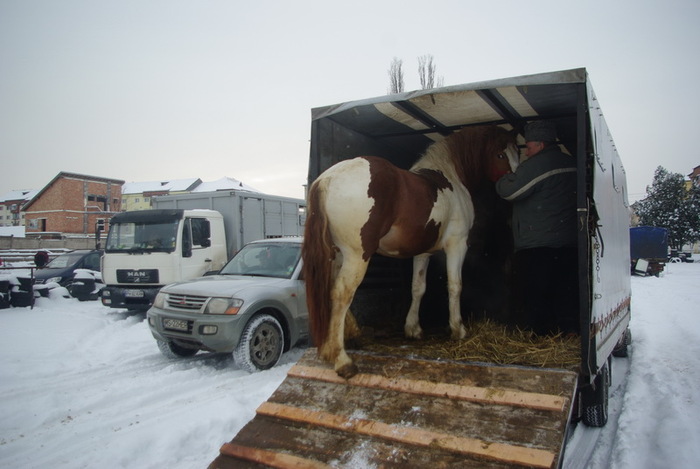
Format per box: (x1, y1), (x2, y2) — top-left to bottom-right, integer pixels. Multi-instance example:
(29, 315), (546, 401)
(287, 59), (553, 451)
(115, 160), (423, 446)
(1, 263), (699, 468)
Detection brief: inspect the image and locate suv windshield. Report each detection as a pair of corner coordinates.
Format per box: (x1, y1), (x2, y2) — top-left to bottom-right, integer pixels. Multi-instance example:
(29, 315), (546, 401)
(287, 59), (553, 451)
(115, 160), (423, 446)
(220, 242), (301, 279)
(45, 252), (84, 269)
(106, 220), (178, 253)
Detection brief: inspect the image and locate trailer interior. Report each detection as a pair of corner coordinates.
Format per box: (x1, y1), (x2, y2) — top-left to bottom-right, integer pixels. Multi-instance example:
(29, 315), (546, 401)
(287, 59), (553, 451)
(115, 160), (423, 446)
(308, 67), (631, 421)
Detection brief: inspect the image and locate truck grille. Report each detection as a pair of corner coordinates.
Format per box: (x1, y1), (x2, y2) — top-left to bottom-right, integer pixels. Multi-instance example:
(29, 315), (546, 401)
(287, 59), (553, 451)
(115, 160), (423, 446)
(166, 293), (207, 312)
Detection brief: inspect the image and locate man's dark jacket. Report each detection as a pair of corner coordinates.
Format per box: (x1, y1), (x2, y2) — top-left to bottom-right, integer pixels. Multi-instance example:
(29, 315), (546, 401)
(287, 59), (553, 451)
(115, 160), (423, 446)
(495, 146), (577, 251)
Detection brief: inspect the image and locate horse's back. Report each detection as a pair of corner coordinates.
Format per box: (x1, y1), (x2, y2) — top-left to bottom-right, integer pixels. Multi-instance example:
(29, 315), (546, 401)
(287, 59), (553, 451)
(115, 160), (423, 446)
(315, 156), (470, 258)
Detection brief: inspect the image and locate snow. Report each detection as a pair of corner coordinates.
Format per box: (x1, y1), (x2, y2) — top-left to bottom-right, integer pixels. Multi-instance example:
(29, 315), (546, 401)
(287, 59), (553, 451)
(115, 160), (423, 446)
(0, 226), (26, 238)
(1, 264), (699, 468)
(121, 178), (202, 195)
(586, 261), (700, 469)
(191, 176), (260, 194)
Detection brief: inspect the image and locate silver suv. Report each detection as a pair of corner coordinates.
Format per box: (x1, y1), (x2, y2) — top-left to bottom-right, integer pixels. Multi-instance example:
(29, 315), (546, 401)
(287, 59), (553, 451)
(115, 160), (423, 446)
(147, 237), (308, 372)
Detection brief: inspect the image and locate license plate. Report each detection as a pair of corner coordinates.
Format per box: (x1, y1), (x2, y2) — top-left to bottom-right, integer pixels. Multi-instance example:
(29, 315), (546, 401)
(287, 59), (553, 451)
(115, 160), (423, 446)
(125, 289), (145, 298)
(163, 318), (189, 332)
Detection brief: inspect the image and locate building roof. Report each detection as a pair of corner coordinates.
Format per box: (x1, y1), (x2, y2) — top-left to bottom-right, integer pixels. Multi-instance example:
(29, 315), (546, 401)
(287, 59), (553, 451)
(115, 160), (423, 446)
(0, 189), (39, 203)
(122, 178), (202, 195)
(192, 176), (259, 193)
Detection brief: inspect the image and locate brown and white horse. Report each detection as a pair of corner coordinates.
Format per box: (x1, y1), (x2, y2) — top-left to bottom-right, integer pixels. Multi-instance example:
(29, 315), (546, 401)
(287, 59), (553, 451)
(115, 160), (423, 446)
(302, 125), (519, 378)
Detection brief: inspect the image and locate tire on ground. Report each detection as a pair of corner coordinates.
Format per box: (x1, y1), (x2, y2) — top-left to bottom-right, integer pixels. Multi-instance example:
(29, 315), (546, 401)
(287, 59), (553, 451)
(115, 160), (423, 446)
(612, 327), (632, 358)
(157, 339), (198, 359)
(582, 361), (610, 427)
(233, 314), (284, 373)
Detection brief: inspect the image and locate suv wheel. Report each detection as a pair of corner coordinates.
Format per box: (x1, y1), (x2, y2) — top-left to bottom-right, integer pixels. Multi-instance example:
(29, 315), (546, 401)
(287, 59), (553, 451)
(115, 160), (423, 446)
(157, 339), (198, 359)
(234, 314), (284, 372)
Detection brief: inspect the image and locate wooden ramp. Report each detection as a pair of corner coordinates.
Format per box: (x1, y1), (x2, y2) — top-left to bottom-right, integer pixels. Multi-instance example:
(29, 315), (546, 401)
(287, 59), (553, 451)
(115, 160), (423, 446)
(209, 349), (578, 469)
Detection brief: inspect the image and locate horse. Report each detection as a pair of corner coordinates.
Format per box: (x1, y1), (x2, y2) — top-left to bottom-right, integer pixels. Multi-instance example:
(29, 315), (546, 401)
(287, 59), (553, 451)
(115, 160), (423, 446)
(302, 125), (520, 379)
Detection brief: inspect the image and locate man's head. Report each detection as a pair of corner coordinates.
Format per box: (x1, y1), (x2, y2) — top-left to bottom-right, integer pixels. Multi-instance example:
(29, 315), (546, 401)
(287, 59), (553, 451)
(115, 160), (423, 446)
(524, 120), (557, 158)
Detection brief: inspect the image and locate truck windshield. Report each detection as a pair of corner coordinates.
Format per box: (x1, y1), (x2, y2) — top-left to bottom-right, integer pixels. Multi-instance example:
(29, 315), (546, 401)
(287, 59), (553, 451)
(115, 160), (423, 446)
(105, 220), (179, 253)
(220, 243), (301, 279)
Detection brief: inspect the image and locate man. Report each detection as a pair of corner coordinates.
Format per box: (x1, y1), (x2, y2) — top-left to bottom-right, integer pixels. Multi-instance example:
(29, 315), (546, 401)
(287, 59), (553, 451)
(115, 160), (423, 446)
(495, 120), (579, 334)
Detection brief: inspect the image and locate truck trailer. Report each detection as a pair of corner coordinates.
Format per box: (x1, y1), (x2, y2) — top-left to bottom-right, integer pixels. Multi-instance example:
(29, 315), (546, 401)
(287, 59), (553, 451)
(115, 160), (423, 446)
(630, 226), (668, 276)
(101, 190), (306, 311)
(211, 68), (631, 468)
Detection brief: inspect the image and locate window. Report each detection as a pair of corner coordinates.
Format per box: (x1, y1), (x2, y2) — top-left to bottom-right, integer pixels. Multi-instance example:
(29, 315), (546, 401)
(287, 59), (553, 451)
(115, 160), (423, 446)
(183, 218), (211, 251)
(84, 252), (102, 271)
(87, 195), (108, 211)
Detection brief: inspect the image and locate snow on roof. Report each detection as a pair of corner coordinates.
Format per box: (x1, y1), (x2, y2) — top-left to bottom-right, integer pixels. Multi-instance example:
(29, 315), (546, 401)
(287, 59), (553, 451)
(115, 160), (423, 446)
(0, 189), (39, 203)
(122, 178), (201, 194)
(192, 177), (260, 193)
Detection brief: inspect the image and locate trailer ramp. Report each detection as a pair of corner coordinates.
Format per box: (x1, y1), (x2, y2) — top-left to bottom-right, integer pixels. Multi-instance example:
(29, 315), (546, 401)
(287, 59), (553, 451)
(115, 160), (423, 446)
(210, 349), (578, 469)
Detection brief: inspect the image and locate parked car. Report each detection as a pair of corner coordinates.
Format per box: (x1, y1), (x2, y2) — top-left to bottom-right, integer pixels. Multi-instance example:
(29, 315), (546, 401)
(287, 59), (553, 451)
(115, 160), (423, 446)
(33, 249), (104, 300)
(147, 237), (308, 372)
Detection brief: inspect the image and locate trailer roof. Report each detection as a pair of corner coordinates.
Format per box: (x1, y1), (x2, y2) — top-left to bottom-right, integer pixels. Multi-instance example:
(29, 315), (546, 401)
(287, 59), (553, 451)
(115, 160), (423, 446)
(312, 67), (585, 135)
(309, 68), (590, 178)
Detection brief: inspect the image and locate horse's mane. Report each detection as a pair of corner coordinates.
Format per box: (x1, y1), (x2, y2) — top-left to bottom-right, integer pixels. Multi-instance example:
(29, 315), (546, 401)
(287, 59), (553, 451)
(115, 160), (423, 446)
(412, 126), (512, 193)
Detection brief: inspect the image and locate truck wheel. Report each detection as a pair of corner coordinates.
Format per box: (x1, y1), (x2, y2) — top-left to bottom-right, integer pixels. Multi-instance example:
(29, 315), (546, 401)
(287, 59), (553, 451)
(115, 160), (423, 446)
(234, 314), (284, 373)
(582, 361), (609, 427)
(613, 327), (632, 357)
(157, 339), (198, 359)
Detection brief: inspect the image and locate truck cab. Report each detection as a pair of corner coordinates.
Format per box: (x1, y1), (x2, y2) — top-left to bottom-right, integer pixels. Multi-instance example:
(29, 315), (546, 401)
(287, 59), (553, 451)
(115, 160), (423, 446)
(101, 209), (226, 311)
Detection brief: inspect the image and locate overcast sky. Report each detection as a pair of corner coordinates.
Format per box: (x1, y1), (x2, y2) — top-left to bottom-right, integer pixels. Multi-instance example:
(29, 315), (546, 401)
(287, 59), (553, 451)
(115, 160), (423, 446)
(1, 0), (698, 202)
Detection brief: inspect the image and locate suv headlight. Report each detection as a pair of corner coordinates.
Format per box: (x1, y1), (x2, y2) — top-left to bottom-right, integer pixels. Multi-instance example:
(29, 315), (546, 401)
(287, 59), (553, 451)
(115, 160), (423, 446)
(46, 276), (63, 285)
(205, 298), (243, 315)
(153, 292), (166, 309)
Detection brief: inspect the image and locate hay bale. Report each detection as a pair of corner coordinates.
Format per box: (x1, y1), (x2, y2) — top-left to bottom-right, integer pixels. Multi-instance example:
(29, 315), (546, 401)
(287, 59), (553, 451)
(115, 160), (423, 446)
(355, 320), (580, 370)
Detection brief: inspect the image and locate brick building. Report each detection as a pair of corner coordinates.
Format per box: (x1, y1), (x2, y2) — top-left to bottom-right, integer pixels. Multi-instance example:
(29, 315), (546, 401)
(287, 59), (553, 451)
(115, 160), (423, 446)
(22, 172), (124, 236)
(0, 189), (38, 227)
(689, 165), (700, 188)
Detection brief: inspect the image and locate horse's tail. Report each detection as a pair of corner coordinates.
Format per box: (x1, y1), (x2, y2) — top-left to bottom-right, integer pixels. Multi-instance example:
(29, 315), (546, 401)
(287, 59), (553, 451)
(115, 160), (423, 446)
(302, 179), (334, 349)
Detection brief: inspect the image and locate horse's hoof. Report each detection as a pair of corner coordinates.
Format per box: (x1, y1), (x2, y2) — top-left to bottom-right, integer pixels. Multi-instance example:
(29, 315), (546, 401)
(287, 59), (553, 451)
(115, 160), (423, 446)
(336, 362), (359, 380)
(405, 325), (424, 340)
(450, 326), (467, 340)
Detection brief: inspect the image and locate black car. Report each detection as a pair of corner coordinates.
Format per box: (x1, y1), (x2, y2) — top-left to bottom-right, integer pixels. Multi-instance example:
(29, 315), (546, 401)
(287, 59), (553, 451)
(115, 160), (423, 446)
(33, 249), (104, 300)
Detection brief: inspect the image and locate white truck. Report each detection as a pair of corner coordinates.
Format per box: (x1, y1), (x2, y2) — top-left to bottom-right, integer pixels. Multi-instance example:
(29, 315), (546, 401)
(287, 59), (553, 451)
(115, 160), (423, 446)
(101, 190), (306, 311)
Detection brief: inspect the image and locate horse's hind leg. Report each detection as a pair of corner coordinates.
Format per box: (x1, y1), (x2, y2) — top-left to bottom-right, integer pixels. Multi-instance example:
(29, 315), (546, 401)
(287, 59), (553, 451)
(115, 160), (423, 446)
(445, 242), (468, 340)
(344, 310), (362, 341)
(330, 253), (362, 342)
(405, 253), (431, 339)
(320, 253), (368, 379)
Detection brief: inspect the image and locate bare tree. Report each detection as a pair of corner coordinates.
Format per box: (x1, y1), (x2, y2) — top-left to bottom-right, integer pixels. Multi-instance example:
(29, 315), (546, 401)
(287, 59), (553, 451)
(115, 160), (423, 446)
(418, 55), (434, 89)
(418, 54), (444, 90)
(388, 57), (404, 94)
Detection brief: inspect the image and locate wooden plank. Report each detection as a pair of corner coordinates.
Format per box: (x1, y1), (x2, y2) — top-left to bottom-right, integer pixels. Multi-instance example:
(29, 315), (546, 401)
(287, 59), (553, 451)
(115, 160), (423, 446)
(257, 401), (556, 468)
(267, 373), (564, 448)
(322, 351), (578, 396)
(212, 349), (578, 468)
(288, 364), (568, 412)
(219, 443), (332, 469)
(224, 414), (513, 469)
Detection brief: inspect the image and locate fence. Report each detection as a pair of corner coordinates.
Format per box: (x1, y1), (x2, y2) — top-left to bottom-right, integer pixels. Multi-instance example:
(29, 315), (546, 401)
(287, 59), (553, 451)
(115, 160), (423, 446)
(0, 235), (103, 251)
